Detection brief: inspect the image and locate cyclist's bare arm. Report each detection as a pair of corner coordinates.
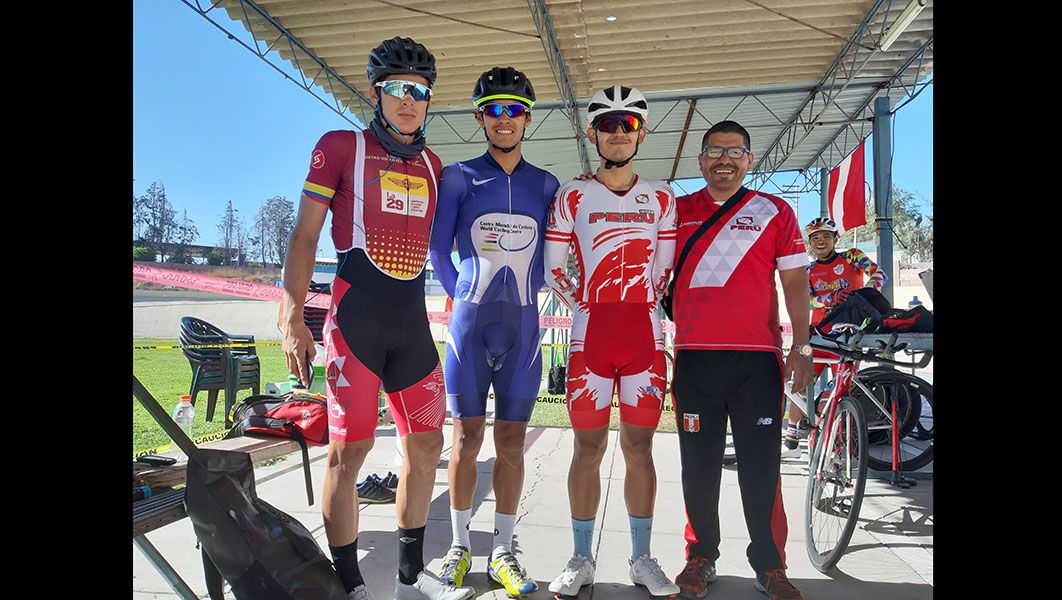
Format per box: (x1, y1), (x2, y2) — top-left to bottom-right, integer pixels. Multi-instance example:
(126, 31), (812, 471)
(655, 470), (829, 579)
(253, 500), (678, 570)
(780, 266), (812, 390)
(282, 195), (329, 385)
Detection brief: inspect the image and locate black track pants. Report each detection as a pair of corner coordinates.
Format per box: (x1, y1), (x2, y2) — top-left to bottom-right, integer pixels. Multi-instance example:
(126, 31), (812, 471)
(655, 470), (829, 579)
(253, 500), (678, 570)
(672, 349), (789, 572)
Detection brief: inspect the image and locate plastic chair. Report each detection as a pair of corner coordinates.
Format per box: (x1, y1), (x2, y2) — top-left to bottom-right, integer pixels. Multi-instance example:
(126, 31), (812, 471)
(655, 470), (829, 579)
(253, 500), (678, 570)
(179, 317), (261, 427)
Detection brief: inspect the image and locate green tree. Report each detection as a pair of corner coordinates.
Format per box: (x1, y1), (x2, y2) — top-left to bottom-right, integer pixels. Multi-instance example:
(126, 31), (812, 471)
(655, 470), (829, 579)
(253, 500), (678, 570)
(251, 196), (295, 266)
(172, 209), (199, 263)
(206, 250), (224, 266)
(837, 184), (932, 263)
(134, 181), (177, 261)
(217, 200), (240, 265)
(132, 246), (154, 262)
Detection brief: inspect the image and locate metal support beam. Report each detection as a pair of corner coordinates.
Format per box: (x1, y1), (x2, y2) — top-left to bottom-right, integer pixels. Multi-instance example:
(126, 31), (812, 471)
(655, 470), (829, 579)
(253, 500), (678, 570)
(746, 0), (932, 190)
(819, 167), (830, 218)
(811, 37), (933, 174)
(180, 0), (372, 128)
(669, 99), (698, 181)
(526, 0), (592, 174)
(134, 535), (199, 600)
(872, 95), (894, 304)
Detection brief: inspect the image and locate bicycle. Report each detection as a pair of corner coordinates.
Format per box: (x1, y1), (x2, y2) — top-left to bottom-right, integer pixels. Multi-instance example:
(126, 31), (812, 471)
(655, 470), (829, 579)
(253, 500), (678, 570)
(788, 328), (933, 571)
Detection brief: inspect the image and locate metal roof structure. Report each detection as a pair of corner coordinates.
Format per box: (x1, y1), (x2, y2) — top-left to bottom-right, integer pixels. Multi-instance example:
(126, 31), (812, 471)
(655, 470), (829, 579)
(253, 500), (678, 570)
(183, 0), (932, 192)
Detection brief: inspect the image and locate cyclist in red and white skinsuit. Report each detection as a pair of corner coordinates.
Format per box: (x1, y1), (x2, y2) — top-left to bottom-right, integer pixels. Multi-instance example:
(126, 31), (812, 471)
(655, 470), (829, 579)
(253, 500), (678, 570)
(544, 85), (680, 598)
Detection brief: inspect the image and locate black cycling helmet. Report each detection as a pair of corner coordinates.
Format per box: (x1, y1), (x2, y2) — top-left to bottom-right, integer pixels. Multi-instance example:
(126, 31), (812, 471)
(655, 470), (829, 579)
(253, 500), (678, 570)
(366, 36), (437, 86)
(472, 66), (536, 108)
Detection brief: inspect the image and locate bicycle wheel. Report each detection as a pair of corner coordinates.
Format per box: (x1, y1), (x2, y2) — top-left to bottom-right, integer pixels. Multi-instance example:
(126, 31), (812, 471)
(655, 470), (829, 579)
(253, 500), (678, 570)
(860, 378), (920, 446)
(805, 396), (868, 572)
(857, 372), (934, 472)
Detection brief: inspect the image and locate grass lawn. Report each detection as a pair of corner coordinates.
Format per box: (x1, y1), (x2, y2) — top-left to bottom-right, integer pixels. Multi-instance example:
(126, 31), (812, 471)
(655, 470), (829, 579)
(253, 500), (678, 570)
(133, 339), (677, 454)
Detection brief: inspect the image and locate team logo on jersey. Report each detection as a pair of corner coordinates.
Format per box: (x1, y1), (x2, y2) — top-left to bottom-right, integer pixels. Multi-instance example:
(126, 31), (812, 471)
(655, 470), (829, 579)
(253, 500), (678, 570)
(683, 413), (700, 433)
(638, 385), (661, 399)
(387, 176), (425, 191)
(731, 216), (762, 231)
(834, 264), (845, 275)
(329, 401), (345, 419)
(635, 194), (649, 204)
(380, 171), (429, 219)
(588, 209), (655, 224)
(311, 149), (325, 169)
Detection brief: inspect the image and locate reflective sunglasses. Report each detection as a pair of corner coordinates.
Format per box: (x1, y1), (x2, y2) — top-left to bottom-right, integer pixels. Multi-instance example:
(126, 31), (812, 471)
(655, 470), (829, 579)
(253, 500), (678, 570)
(594, 113), (643, 134)
(700, 145), (751, 159)
(479, 103), (529, 119)
(375, 80), (433, 101)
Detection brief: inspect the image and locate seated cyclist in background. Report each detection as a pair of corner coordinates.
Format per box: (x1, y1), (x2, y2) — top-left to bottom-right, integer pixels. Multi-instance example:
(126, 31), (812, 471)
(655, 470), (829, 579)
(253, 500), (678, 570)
(782, 217), (887, 458)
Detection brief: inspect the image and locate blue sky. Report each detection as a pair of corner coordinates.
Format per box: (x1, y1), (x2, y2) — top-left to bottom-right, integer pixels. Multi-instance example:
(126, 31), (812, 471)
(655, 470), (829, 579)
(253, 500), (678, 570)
(134, 1), (932, 258)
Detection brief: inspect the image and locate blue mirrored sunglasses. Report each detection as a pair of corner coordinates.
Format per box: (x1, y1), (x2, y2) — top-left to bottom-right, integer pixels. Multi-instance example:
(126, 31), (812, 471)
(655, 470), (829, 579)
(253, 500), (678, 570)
(375, 80), (433, 101)
(479, 103), (529, 119)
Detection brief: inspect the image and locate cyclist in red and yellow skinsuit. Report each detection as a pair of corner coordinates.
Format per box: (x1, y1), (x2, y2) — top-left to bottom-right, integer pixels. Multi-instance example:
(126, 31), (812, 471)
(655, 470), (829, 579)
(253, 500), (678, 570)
(781, 217), (887, 458)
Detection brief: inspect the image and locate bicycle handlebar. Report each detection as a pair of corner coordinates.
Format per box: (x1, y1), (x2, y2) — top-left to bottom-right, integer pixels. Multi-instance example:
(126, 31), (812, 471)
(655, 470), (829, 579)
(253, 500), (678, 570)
(810, 330), (933, 369)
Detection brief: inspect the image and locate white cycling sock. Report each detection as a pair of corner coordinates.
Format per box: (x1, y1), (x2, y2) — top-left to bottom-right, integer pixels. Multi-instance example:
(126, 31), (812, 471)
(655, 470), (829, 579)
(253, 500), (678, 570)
(450, 507), (471, 550)
(492, 512), (517, 560)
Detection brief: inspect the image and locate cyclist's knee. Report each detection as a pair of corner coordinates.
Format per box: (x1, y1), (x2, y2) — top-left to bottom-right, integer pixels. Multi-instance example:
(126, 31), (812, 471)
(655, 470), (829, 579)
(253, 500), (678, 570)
(405, 429), (444, 472)
(453, 418), (486, 461)
(326, 438), (374, 482)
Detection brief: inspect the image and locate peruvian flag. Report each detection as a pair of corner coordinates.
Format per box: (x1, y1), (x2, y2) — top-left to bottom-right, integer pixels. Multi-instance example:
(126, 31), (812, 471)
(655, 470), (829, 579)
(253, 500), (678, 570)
(827, 141), (868, 235)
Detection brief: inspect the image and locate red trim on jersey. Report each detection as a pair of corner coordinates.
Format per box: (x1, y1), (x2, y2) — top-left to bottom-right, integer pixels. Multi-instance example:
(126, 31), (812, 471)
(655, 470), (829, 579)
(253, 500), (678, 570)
(769, 476), (789, 570)
(591, 174), (640, 196)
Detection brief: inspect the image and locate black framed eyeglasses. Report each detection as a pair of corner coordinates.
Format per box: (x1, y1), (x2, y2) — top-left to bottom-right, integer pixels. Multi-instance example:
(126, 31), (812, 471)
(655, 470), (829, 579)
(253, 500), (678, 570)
(700, 145), (751, 159)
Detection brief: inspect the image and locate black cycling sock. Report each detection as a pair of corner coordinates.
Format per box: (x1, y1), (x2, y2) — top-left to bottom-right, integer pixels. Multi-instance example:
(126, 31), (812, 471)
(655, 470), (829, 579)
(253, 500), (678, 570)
(398, 526), (426, 585)
(330, 539), (364, 592)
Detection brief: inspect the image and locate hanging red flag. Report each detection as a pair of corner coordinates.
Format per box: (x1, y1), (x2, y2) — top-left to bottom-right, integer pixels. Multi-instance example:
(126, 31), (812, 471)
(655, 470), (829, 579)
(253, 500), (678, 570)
(827, 142), (868, 235)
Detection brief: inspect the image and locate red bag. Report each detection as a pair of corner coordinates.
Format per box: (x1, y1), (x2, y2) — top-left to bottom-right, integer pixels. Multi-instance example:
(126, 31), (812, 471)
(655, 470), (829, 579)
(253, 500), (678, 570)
(881, 305), (933, 333)
(226, 392), (329, 504)
(231, 393), (329, 445)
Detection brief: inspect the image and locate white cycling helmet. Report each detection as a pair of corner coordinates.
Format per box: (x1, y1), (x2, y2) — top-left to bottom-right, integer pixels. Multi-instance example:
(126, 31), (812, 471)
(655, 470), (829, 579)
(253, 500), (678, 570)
(586, 85), (649, 126)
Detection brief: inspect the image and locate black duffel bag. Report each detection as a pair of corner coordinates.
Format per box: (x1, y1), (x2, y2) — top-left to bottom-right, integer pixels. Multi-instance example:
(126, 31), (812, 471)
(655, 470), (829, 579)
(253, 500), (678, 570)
(186, 449), (348, 600)
(816, 287), (892, 337)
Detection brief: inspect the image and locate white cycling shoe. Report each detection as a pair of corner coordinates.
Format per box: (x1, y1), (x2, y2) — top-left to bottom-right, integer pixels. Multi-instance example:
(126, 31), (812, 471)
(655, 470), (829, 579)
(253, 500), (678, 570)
(394, 569), (476, 600)
(780, 441), (802, 459)
(629, 554), (680, 598)
(548, 554), (595, 596)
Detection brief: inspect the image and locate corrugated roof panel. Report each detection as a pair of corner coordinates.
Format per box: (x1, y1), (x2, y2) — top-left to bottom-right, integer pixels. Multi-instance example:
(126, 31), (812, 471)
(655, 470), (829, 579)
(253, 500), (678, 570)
(209, 0), (931, 180)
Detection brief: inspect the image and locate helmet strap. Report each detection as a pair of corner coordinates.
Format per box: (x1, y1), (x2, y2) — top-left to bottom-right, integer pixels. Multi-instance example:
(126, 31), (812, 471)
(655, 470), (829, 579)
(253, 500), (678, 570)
(370, 103), (426, 159)
(481, 123), (522, 154)
(595, 133), (639, 169)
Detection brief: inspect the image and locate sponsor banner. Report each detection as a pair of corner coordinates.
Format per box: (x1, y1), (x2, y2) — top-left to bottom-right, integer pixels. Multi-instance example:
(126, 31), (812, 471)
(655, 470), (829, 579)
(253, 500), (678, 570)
(133, 265), (793, 335)
(133, 264), (331, 309)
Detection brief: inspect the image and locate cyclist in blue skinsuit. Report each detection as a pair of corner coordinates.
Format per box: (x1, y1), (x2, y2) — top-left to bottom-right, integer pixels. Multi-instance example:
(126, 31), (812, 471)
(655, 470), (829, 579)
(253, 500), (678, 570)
(428, 66), (559, 598)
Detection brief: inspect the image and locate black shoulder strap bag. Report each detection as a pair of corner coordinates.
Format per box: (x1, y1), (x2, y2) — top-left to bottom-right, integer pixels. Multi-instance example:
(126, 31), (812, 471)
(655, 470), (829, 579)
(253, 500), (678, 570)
(660, 186), (748, 321)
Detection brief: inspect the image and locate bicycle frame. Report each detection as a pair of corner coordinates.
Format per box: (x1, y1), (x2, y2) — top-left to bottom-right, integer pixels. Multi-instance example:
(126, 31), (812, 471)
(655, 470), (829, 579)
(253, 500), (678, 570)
(787, 331), (930, 487)
(807, 359), (858, 481)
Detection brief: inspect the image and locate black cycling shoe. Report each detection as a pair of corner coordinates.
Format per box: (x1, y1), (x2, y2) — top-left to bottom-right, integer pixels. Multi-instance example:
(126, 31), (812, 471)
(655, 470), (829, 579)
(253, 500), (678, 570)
(377, 471), (399, 489)
(368, 472), (399, 489)
(357, 476), (396, 504)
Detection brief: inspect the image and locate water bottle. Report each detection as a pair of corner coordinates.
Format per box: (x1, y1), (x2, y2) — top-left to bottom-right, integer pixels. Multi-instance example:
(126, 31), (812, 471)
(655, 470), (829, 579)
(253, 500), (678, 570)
(171, 394), (195, 459)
